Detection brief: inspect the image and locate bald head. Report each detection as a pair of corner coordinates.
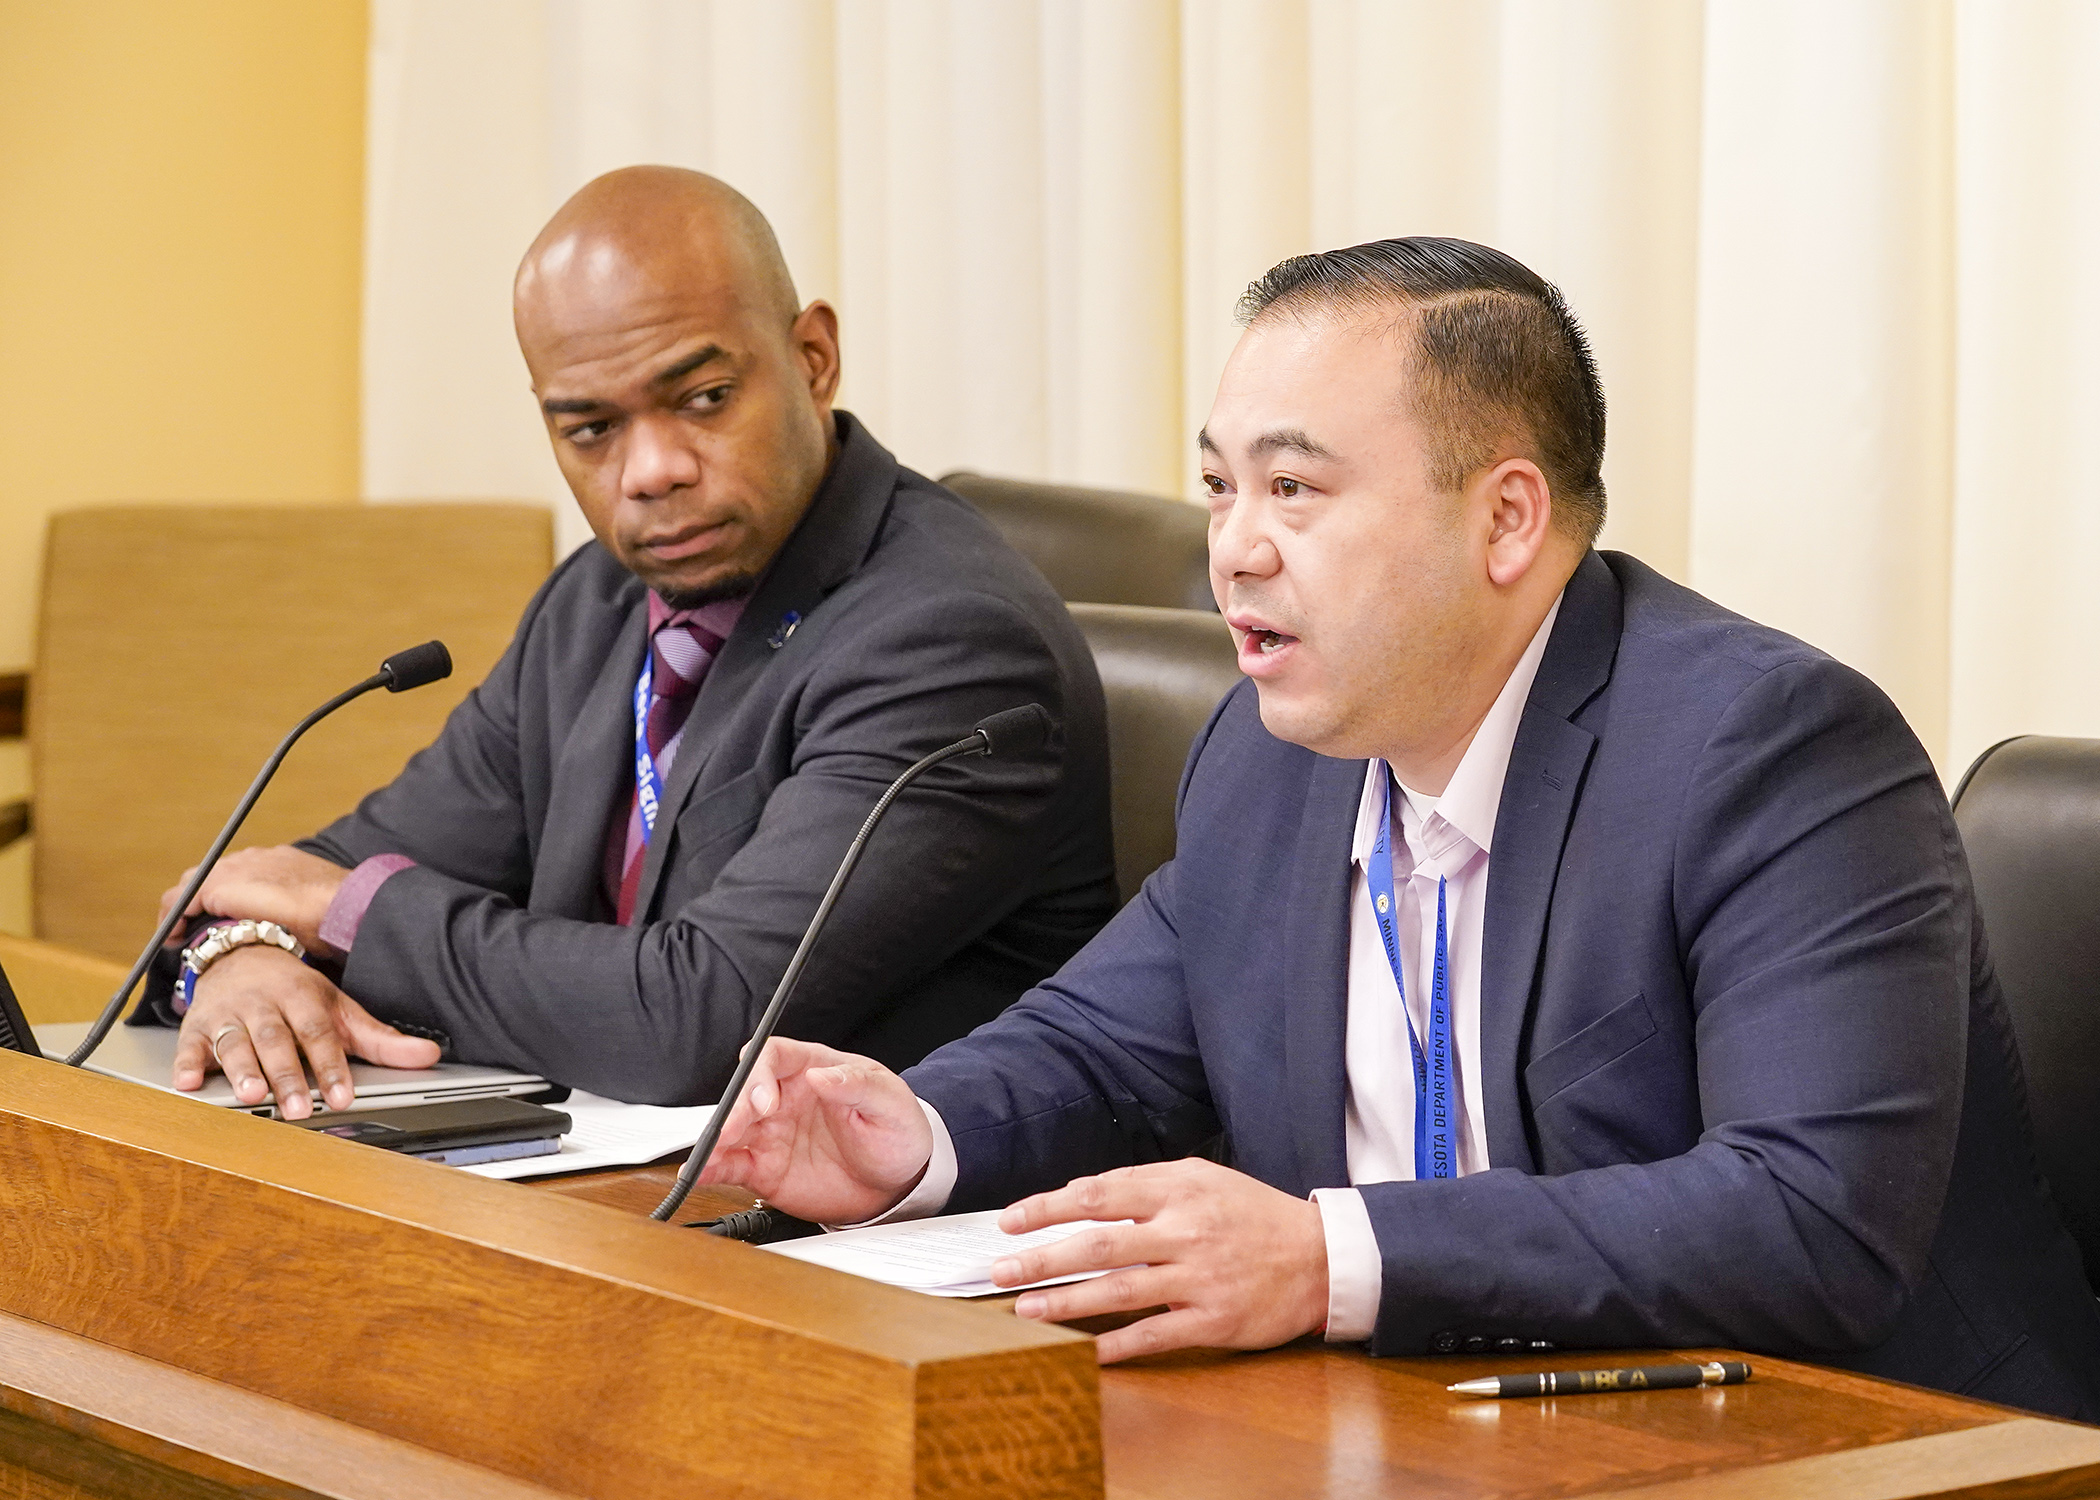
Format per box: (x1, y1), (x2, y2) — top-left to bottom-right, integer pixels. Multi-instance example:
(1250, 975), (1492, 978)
(515, 166), (842, 607)
(516, 166), (800, 337)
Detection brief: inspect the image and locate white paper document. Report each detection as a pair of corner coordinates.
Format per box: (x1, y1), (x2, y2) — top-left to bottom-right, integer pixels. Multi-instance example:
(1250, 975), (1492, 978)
(458, 1090), (714, 1180)
(761, 1209), (1137, 1297)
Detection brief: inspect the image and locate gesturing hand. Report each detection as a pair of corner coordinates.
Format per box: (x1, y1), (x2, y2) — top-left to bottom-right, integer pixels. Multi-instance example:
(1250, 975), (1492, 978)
(173, 945), (440, 1119)
(990, 1158), (1330, 1364)
(698, 1037), (934, 1226)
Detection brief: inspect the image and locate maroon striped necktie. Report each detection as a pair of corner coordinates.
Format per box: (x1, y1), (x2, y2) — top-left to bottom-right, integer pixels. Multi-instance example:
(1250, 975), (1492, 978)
(613, 618), (726, 925)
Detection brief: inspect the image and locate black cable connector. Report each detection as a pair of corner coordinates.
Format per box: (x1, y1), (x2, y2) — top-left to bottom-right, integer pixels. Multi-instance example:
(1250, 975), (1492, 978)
(698, 1204), (821, 1243)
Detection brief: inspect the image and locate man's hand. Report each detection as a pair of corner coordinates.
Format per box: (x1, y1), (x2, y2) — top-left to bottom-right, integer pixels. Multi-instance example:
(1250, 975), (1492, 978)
(698, 1037), (933, 1225)
(173, 945), (440, 1119)
(158, 846), (351, 957)
(990, 1158), (1330, 1364)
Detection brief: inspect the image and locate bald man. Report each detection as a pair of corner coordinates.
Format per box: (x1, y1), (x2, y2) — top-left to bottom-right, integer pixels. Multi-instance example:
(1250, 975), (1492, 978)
(147, 167), (1118, 1114)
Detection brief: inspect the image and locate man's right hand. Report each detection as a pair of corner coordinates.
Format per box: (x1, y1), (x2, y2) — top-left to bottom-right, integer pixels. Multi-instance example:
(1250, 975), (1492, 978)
(173, 945), (441, 1119)
(699, 1038), (932, 1225)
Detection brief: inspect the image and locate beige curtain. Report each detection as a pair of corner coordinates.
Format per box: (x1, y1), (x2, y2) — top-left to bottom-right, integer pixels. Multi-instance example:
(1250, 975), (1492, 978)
(364, 0), (2100, 776)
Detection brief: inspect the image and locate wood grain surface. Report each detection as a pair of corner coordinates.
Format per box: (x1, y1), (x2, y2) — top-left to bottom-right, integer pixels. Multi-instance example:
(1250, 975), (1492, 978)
(0, 1050), (1101, 1500)
(1085, 1339), (2089, 1500)
(0, 1308), (573, 1500)
(10, 1061), (2098, 1500)
(556, 1164), (2100, 1500)
(531, 1157), (757, 1223)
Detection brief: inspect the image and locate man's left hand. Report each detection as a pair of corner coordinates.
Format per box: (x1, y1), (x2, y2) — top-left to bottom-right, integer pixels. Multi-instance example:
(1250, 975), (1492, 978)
(990, 1157), (1329, 1364)
(158, 846), (350, 958)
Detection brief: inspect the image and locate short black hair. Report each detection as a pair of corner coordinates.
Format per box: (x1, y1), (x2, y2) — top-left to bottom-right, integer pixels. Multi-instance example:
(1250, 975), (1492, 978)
(1237, 237), (1607, 545)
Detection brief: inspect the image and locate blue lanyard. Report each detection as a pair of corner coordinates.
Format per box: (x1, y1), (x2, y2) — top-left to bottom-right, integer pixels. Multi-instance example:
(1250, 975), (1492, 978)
(1366, 768), (1457, 1180)
(633, 653), (666, 845)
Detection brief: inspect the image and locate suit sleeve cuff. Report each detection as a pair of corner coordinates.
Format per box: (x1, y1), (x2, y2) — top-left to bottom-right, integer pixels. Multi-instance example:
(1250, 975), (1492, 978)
(827, 1099), (957, 1229)
(1312, 1186), (1383, 1343)
(318, 853), (417, 954)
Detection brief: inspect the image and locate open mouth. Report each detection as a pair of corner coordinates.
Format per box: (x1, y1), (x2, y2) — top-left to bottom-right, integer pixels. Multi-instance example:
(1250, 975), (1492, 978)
(1234, 623), (1301, 674)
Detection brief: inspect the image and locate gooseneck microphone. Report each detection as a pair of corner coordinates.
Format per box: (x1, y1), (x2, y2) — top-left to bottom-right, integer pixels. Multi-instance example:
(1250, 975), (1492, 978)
(63, 642), (454, 1069)
(651, 702), (1055, 1222)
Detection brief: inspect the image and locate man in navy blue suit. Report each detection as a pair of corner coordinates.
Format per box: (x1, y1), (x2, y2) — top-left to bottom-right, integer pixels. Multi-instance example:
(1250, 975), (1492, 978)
(701, 238), (2100, 1416)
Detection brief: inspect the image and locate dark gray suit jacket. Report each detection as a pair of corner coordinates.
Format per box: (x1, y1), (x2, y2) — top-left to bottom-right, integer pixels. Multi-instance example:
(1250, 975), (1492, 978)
(907, 551), (2100, 1417)
(298, 413), (1118, 1103)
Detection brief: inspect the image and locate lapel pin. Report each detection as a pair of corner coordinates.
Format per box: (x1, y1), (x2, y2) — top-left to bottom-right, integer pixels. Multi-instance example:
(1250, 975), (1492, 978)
(766, 610), (802, 650)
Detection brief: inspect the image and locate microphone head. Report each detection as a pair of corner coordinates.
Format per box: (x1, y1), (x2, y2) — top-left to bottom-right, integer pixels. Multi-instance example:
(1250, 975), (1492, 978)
(973, 703), (1054, 757)
(379, 641), (453, 693)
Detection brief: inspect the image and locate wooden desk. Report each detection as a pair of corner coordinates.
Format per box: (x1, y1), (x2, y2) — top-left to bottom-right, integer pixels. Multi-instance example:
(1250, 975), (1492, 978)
(549, 1162), (2100, 1500)
(5, 1066), (2099, 1500)
(0, 1056), (1100, 1500)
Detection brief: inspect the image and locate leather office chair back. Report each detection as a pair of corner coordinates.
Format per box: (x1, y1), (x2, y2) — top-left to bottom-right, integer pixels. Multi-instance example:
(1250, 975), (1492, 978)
(32, 504), (553, 963)
(1068, 604), (1242, 902)
(942, 471), (1216, 612)
(1951, 735), (2100, 1288)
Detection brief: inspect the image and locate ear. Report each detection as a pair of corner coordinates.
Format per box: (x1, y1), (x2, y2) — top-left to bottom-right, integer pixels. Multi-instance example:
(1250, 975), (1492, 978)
(793, 301), (842, 407)
(1480, 458), (1555, 589)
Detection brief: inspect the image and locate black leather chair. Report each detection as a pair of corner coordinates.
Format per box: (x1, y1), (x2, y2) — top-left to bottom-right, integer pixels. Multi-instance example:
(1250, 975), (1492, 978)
(1952, 736), (2100, 1288)
(943, 471), (1215, 611)
(1068, 604), (1242, 902)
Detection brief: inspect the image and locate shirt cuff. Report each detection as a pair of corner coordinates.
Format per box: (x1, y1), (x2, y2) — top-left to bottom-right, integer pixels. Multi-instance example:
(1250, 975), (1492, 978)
(318, 854), (417, 955)
(1312, 1186), (1383, 1343)
(826, 1099), (957, 1229)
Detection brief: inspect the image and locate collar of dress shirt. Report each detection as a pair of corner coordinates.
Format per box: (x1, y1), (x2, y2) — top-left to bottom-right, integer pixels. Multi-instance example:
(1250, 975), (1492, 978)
(646, 588), (750, 639)
(1349, 590), (1566, 866)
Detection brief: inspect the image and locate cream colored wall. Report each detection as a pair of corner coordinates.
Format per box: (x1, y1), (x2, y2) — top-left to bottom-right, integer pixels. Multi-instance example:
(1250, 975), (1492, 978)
(0, 0), (368, 936)
(364, 1), (2100, 783)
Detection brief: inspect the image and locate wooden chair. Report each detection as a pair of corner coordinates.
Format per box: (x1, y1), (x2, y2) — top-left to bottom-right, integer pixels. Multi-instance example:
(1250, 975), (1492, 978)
(0, 503), (552, 1015)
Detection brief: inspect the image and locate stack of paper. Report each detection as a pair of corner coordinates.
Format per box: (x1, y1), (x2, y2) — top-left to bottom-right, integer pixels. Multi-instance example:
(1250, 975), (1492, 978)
(763, 1208), (1136, 1297)
(459, 1091), (714, 1180)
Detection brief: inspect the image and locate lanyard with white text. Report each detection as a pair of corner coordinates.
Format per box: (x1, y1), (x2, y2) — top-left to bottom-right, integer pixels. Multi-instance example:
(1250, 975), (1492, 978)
(632, 652), (666, 845)
(1366, 767), (1457, 1180)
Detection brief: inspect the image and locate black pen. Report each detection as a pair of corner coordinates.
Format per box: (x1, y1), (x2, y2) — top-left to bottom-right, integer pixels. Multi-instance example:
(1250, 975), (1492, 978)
(1449, 1360), (1751, 1398)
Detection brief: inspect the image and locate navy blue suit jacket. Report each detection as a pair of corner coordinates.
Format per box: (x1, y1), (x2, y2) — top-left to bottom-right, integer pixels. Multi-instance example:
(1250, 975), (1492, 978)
(907, 550), (2100, 1417)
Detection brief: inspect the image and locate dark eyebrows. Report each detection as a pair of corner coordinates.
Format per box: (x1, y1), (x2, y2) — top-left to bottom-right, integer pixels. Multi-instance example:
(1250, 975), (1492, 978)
(649, 344), (729, 388)
(1248, 426), (1340, 463)
(539, 343), (732, 417)
(1198, 425), (1341, 463)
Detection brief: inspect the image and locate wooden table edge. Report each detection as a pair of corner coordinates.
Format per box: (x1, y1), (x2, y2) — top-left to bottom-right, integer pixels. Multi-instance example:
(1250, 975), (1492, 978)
(554, 1165), (2100, 1499)
(1571, 1415), (2100, 1500)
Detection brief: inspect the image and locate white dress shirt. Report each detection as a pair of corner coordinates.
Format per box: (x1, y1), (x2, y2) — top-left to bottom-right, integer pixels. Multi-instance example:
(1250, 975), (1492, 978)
(1312, 593), (1560, 1338)
(871, 595), (1565, 1346)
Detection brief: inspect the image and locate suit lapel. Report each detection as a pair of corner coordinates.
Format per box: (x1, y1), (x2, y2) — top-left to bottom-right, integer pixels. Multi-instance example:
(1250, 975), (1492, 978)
(634, 413), (900, 918)
(1282, 754), (1363, 1195)
(535, 585), (650, 915)
(1477, 551), (1622, 1172)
